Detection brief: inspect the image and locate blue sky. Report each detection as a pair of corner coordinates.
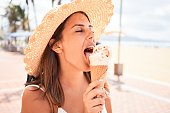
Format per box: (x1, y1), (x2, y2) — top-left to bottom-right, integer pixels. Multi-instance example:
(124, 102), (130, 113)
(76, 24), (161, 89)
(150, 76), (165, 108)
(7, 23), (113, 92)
(0, 0), (170, 41)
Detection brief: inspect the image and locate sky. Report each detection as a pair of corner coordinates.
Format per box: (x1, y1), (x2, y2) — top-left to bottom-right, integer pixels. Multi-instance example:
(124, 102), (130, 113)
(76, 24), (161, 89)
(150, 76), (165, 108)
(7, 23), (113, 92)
(0, 0), (170, 41)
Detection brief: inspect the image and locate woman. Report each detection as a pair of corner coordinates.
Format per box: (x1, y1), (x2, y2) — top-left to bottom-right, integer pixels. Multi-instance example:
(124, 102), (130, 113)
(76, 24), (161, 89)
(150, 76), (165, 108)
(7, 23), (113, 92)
(21, 0), (114, 113)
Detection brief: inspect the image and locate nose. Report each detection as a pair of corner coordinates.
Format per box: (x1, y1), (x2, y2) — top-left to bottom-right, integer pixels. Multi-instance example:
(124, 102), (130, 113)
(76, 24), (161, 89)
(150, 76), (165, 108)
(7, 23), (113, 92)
(87, 29), (95, 43)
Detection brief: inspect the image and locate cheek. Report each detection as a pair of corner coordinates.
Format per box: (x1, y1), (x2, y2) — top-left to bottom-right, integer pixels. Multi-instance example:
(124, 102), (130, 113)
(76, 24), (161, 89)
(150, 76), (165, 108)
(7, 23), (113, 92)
(63, 39), (83, 59)
(66, 45), (79, 56)
(61, 32), (86, 61)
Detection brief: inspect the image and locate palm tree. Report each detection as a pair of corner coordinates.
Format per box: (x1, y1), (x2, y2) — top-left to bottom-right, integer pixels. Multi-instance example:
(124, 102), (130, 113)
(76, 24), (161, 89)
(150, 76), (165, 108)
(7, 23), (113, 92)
(6, 4), (17, 32)
(26, 0), (37, 27)
(17, 5), (30, 31)
(6, 0), (31, 32)
(52, 0), (75, 7)
(52, 0), (62, 7)
(6, 4), (29, 32)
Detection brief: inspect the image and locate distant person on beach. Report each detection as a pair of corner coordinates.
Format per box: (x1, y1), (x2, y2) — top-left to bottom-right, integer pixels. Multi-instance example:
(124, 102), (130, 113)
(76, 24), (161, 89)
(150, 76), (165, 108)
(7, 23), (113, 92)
(21, 0), (113, 113)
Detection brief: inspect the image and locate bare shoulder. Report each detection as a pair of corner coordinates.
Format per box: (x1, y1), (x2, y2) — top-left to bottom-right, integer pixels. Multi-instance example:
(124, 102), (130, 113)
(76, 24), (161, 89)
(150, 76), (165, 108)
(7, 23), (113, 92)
(21, 86), (51, 113)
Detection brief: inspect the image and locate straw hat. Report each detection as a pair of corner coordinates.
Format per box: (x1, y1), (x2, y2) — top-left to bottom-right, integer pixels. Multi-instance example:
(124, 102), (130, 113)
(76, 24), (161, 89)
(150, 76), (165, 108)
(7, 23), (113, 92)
(24, 0), (114, 76)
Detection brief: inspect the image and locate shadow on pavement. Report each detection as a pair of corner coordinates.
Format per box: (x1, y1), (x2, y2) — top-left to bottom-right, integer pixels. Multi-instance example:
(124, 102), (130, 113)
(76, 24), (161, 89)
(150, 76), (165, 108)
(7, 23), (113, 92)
(0, 90), (22, 103)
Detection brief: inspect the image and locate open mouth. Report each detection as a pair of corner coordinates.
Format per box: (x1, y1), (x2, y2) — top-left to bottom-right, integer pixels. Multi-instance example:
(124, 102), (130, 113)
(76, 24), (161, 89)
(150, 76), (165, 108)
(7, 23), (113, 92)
(84, 46), (94, 54)
(84, 46), (94, 61)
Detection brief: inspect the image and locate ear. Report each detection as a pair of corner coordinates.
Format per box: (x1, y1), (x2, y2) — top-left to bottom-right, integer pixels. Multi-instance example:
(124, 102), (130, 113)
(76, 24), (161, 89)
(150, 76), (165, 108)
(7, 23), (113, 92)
(49, 39), (63, 53)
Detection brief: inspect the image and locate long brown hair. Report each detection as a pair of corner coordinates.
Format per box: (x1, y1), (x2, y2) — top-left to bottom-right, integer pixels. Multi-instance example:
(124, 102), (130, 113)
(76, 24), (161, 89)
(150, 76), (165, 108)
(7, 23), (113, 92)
(26, 11), (91, 113)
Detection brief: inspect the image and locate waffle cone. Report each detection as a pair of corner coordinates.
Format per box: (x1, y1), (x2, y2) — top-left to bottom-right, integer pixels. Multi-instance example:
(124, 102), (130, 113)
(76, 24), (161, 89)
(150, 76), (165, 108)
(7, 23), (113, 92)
(90, 65), (108, 82)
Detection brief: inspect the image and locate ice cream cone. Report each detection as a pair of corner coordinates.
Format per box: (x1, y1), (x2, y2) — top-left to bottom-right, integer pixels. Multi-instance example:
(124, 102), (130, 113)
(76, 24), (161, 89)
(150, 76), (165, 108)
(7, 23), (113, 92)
(90, 65), (108, 82)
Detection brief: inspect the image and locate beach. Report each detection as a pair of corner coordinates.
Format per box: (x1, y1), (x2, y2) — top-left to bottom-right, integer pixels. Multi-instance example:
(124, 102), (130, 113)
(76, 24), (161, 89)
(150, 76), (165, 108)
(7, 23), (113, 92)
(110, 45), (170, 83)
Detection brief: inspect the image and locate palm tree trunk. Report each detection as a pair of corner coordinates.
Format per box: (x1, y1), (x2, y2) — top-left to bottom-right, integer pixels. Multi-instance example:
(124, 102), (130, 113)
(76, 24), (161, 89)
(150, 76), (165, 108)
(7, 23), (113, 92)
(25, 0), (31, 31)
(31, 0), (38, 27)
(58, 0), (61, 5)
(52, 0), (62, 7)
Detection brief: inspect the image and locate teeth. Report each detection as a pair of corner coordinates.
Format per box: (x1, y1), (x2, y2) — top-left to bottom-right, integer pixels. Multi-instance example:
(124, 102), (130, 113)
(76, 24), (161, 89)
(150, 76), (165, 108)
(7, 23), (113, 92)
(88, 46), (95, 49)
(84, 46), (94, 53)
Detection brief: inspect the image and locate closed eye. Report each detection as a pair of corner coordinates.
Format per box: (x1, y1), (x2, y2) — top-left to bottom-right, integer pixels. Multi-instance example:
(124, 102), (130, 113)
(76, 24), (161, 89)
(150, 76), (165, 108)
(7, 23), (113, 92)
(75, 30), (83, 32)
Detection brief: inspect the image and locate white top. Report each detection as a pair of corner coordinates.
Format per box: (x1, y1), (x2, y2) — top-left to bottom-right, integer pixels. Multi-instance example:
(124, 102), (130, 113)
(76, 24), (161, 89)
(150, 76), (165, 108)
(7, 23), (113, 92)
(58, 108), (67, 113)
(58, 107), (107, 113)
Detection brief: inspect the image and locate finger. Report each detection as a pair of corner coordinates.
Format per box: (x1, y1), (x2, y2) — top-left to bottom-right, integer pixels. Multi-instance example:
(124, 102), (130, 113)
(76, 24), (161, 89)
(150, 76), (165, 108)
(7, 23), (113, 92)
(104, 81), (111, 98)
(105, 89), (111, 99)
(91, 104), (104, 113)
(91, 97), (105, 107)
(104, 80), (110, 92)
(87, 88), (106, 100)
(84, 79), (104, 96)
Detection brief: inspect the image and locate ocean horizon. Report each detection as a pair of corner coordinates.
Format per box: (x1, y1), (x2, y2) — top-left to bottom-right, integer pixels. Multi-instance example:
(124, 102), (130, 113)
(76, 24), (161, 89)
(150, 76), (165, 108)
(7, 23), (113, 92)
(100, 34), (170, 48)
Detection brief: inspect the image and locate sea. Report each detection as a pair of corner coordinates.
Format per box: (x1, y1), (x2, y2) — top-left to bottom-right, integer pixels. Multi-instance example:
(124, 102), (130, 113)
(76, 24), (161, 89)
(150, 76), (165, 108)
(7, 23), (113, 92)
(99, 34), (170, 48)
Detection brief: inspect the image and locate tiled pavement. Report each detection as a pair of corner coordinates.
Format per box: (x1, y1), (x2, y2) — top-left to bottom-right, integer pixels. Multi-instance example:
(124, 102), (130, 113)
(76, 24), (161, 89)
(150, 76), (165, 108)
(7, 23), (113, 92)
(0, 48), (26, 113)
(108, 76), (170, 113)
(0, 49), (170, 113)
(0, 79), (24, 113)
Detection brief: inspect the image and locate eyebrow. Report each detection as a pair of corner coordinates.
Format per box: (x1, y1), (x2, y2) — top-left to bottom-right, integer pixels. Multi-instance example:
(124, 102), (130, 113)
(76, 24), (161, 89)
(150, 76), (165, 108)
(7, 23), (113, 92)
(71, 24), (93, 28)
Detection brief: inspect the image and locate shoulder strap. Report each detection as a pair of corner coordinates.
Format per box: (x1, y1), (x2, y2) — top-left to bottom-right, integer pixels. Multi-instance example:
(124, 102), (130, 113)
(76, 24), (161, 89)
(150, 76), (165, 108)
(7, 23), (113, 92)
(25, 84), (45, 92)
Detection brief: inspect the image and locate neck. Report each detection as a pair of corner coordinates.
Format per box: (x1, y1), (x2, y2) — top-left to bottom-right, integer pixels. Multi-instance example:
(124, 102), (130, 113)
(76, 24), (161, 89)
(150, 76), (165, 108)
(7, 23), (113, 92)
(59, 59), (86, 88)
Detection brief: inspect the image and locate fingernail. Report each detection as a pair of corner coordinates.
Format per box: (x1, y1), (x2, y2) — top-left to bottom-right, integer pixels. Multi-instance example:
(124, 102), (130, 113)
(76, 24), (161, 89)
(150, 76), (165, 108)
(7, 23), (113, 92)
(99, 79), (104, 83)
(105, 90), (110, 98)
(98, 87), (103, 90)
(105, 90), (110, 95)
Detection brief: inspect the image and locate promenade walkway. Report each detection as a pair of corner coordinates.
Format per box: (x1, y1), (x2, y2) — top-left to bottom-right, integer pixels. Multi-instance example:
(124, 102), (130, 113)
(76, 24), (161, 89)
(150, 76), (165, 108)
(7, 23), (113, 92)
(0, 48), (170, 113)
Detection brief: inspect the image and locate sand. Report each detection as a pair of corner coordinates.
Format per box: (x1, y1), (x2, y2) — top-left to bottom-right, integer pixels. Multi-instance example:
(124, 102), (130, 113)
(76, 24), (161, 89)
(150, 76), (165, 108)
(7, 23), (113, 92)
(109, 45), (170, 83)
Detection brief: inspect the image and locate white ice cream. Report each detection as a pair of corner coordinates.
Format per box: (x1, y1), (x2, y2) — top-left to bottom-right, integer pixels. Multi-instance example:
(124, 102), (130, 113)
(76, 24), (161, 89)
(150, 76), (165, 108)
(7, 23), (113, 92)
(89, 45), (110, 66)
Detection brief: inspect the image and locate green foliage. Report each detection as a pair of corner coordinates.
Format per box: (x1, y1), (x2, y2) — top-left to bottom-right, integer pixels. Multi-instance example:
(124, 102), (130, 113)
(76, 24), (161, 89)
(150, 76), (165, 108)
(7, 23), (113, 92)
(6, 4), (29, 32)
(6, 4), (25, 24)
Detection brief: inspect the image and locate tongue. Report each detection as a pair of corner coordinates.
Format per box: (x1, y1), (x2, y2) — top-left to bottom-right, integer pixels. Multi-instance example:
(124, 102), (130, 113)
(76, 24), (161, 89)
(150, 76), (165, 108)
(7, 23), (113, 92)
(85, 52), (91, 63)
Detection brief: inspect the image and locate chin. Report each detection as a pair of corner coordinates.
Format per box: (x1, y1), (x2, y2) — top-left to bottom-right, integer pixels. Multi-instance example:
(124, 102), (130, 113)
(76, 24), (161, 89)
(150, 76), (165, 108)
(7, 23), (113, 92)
(83, 69), (90, 72)
(82, 66), (90, 72)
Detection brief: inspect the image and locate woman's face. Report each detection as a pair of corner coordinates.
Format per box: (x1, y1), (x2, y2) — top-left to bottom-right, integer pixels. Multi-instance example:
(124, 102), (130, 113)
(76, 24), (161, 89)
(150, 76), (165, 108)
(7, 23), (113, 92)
(59, 12), (96, 71)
